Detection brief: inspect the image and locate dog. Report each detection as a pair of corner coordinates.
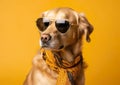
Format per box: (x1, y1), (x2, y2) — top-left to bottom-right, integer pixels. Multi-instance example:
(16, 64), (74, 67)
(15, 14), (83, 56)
(24, 7), (93, 85)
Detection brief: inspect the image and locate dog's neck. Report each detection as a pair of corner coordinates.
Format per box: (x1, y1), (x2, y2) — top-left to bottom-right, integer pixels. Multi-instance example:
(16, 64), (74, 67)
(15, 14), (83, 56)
(52, 40), (82, 63)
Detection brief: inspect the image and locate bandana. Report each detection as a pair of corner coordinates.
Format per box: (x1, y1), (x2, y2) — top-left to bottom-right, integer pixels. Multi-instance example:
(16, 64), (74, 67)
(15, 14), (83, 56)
(40, 48), (83, 85)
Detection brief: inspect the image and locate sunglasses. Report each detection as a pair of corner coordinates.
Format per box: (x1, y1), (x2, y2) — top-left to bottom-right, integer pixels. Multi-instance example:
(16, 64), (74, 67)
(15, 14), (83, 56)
(36, 18), (75, 33)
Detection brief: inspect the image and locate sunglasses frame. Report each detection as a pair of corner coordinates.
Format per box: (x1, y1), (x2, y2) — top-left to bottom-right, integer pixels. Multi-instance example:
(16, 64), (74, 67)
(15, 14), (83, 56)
(36, 18), (78, 33)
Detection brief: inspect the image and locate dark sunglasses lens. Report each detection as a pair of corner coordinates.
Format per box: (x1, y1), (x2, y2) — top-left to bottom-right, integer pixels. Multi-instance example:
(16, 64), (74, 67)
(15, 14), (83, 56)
(36, 18), (50, 31)
(56, 20), (70, 33)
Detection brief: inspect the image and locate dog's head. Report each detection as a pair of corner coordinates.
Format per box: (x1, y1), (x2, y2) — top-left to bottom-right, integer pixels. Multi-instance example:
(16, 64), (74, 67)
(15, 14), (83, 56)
(36, 8), (93, 51)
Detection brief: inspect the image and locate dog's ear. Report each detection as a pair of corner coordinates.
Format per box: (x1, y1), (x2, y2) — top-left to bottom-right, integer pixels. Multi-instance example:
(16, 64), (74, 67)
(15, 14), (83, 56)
(78, 13), (93, 42)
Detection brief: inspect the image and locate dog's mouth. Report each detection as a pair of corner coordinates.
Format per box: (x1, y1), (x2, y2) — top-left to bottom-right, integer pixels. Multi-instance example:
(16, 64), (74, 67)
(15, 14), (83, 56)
(59, 45), (64, 49)
(41, 44), (64, 51)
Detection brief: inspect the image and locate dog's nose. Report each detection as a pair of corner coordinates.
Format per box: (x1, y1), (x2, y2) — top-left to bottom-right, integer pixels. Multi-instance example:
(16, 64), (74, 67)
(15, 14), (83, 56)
(41, 34), (51, 43)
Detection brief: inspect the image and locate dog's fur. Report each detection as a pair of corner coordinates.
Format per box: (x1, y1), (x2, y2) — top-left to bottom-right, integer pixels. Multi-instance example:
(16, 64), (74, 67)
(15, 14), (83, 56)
(24, 7), (93, 85)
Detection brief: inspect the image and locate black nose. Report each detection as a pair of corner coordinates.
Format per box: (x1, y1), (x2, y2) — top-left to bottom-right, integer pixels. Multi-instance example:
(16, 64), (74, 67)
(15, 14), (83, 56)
(41, 34), (51, 43)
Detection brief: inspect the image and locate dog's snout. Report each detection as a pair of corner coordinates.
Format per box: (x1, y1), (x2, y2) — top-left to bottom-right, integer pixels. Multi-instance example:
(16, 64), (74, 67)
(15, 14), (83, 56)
(41, 34), (51, 43)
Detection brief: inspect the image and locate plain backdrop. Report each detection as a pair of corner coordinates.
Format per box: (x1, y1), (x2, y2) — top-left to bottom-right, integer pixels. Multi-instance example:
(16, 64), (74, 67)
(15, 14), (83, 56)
(0, 0), (120, 85)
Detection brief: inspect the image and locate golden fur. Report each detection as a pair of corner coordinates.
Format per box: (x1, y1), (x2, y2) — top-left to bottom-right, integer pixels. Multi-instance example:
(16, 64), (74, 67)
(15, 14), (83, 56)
(24, 7), (93, 85)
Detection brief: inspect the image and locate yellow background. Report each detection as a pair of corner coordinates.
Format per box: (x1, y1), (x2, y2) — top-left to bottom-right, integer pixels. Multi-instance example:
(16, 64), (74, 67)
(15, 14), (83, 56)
(0, 0), (120, 85)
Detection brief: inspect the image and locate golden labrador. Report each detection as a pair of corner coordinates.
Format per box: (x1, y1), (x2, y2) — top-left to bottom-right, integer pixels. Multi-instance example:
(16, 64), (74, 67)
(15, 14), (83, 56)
(24, 7), (93, 85)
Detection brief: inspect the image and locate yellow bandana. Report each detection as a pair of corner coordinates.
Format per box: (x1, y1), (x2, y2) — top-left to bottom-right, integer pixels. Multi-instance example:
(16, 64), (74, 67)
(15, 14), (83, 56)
(40, 48), (82, 85)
